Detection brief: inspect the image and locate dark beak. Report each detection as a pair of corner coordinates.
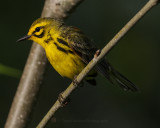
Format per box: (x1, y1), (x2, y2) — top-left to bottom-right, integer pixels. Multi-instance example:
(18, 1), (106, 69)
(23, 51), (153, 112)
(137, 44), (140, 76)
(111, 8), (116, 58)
(17, 35), (31, 42)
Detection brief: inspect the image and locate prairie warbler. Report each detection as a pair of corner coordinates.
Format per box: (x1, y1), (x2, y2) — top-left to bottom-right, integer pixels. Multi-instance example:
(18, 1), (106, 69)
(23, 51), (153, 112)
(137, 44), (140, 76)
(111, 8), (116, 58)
(17, 18), (138, 91)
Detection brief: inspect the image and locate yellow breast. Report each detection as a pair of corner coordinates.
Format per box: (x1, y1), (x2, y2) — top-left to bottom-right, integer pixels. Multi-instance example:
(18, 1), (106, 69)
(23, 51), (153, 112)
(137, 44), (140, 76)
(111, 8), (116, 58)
(45, 42), (85, 79)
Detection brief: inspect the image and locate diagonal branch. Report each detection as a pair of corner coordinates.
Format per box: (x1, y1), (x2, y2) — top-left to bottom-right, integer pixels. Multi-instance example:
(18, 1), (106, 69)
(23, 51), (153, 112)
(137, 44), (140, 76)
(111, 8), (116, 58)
(36, 0), (160, 128)
(4, 0), (83, 128)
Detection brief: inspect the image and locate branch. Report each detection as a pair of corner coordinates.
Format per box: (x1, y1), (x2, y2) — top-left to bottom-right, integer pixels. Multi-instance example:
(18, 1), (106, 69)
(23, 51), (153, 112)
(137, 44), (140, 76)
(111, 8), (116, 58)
(36, 0), (160, 128)
(4, 0), (83, 128)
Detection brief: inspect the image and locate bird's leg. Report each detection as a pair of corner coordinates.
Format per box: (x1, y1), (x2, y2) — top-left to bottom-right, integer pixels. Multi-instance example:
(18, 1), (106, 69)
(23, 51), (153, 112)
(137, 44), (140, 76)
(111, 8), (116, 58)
(58, 92), (70, 107)
(72, 75), (84, 87)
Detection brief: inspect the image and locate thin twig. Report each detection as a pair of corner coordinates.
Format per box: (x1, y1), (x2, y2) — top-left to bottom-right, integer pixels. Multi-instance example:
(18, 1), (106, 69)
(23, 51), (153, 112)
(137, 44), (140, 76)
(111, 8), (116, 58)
(36, 0), (160, 128)
(4, 0), (82, 128)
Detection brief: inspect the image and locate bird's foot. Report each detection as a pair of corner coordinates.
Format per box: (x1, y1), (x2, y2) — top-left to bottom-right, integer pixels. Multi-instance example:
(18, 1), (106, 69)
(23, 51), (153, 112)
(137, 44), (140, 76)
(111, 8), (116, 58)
(58, 92), (70, 107)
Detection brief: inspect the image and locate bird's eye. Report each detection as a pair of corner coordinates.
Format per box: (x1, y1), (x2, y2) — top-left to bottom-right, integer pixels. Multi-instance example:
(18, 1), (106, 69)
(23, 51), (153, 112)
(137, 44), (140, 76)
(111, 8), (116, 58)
(35, 27), (41, 32)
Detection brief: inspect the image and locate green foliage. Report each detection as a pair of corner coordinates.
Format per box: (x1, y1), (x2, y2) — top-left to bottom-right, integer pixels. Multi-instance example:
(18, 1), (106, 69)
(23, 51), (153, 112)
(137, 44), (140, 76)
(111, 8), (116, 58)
(0, 63), (22, 78)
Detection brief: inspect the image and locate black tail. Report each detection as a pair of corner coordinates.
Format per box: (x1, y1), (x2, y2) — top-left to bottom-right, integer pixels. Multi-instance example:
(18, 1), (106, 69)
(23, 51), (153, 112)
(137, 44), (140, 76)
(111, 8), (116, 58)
(85, 71), (97, 86)
(95, 60), (138, 92)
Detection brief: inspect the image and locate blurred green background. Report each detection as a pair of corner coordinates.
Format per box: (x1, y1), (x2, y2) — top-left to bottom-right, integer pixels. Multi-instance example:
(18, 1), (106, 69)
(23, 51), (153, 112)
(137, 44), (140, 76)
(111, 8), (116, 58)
(0, 0), (160, 128)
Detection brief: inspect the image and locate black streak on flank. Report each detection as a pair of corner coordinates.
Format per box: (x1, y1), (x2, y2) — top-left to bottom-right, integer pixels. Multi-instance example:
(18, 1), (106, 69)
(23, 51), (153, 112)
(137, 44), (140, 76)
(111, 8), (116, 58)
(57, 38), (69, 47)
(74, 50), (82, 58)
(54, 42), (68, 54)
(54, 42), (75, 55)
(68, 50), (74, 55)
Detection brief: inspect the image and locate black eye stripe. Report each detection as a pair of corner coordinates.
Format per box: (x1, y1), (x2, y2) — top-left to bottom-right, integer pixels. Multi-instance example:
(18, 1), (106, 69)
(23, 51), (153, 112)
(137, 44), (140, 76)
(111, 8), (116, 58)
(31, 26), (45, 38)
(34, 30), (45, 38)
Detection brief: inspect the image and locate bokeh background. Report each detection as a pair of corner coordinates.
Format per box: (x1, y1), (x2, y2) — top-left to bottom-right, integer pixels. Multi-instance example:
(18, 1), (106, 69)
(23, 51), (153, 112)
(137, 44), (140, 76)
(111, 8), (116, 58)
(0, 0), (160, 128)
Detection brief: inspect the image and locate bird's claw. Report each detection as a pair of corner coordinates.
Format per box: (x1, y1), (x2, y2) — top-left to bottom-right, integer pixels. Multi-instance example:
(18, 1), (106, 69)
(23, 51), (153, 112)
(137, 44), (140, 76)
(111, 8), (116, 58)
(58, 92), (70, 107)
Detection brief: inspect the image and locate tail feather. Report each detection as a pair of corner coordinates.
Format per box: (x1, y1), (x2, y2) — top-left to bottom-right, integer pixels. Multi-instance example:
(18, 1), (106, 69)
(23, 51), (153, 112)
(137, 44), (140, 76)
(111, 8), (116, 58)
(95, 60), (138, 92)
(86, 79), (97, 86)
(85, 71), (97, 86)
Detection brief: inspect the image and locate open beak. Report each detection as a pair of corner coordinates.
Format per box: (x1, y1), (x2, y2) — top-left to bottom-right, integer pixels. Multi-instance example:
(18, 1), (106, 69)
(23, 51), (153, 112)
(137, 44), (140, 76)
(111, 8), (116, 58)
(17, 35), (31, 42)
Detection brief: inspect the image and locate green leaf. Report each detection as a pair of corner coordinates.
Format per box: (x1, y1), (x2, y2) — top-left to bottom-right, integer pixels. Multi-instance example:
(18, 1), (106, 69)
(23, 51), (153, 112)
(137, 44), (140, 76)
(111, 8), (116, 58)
(0, 63), (22, 78)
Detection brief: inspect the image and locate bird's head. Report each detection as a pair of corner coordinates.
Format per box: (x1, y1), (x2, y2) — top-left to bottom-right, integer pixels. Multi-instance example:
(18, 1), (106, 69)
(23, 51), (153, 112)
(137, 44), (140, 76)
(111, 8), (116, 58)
(17, 17), (63, 48)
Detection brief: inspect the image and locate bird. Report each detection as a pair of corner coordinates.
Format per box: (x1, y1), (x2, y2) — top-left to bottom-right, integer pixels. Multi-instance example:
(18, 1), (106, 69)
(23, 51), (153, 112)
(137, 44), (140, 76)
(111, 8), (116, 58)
(17, 17), (138, 92)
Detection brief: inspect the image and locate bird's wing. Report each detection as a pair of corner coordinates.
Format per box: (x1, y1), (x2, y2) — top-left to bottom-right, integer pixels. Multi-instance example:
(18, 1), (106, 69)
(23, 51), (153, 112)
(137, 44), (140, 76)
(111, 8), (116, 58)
(64, 26), (97, 64)
(63, 26), (138, 92)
